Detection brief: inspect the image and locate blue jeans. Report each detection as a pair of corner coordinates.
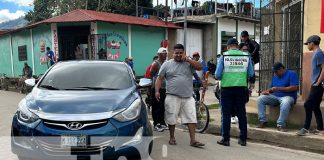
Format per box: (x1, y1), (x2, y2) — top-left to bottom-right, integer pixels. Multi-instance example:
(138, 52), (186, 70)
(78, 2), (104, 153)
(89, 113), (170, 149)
(257, 94), (294, 127)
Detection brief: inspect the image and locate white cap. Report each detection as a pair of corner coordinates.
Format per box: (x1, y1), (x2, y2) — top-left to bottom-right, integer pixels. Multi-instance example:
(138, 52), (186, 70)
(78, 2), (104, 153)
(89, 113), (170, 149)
(157, 47), (168, 54)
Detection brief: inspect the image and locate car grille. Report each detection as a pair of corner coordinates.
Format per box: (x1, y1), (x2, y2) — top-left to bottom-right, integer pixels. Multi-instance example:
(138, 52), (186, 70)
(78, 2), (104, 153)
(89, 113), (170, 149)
(43, 119), (108, 130)
(35, 138), (113, 155)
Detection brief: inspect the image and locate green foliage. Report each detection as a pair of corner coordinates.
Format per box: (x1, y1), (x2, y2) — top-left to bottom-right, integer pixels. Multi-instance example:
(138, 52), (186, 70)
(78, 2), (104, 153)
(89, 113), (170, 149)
(25, 0), (154, 23)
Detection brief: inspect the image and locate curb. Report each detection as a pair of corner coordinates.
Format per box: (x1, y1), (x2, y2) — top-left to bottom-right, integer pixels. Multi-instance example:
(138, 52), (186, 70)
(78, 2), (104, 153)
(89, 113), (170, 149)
(205, 123), (324, 154)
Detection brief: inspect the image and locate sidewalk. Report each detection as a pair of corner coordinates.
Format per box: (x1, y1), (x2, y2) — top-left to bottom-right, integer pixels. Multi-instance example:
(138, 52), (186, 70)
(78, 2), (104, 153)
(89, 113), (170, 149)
(202, 85), (324, 154)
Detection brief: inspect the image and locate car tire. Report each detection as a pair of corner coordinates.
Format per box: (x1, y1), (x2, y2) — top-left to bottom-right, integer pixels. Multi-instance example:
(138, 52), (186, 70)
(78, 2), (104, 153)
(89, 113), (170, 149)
(148, 140), (153, 155)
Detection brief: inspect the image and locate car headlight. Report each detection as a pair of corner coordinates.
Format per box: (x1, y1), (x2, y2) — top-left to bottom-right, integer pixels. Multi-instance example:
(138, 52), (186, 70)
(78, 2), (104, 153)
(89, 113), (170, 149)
(114, 99), (141, 122)
(16, 99), (39, 124)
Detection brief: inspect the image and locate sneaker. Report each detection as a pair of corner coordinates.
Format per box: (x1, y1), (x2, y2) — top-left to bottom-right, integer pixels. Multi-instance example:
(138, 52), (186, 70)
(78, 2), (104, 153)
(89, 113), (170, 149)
(231, 117), (238, 124)
(238, 139), (247, 146)
(296, 128), (309, 136)
(277, 126), (287, 132)
(217, 139), (230, 146)
(160, 124), (168, 130)
(309, 129), (320, 135)
(154, 124), (164, 132)
(256, 122), (268, 128)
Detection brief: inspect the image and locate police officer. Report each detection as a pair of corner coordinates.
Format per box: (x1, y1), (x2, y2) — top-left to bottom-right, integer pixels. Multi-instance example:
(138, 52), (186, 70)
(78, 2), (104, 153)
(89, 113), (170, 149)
(215, 38), (254, 146)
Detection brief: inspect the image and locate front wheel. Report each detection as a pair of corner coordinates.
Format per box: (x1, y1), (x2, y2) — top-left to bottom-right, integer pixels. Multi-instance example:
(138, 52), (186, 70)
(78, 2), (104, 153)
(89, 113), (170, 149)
(195, 102), (210, 133)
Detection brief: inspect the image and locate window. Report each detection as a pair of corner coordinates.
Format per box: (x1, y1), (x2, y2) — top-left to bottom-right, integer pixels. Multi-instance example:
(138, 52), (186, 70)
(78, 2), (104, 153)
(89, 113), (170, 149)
(18, 45), (27, 61)
(39, 62), (133, 90)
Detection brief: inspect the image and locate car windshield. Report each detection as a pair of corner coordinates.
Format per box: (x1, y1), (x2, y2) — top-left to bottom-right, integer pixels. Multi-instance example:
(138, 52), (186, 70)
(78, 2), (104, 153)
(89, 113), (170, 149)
(39, 62), (133, 90)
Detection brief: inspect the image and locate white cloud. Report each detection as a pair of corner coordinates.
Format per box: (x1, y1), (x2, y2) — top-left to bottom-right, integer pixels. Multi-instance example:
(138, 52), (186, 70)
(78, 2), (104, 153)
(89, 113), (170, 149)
(0, 9), (25, 23)
(3, 0), (33, 7)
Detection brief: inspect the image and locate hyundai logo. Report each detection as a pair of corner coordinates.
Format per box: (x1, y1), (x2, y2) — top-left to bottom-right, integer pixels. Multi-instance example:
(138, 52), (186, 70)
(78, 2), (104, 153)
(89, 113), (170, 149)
(66, 122), (83, 130)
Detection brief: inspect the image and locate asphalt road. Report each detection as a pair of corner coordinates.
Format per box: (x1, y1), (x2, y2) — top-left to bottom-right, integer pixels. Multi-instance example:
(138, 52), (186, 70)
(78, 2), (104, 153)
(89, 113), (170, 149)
(1, 91), (324, 160)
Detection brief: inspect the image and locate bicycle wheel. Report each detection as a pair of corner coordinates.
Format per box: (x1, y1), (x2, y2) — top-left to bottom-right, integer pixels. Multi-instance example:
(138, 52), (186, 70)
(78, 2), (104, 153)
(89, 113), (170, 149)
(195, 102), (210, 133)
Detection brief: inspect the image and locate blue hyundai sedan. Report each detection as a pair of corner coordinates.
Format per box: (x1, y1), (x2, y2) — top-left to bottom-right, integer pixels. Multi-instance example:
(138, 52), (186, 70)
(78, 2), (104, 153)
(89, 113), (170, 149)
(11, 61), (153, 160)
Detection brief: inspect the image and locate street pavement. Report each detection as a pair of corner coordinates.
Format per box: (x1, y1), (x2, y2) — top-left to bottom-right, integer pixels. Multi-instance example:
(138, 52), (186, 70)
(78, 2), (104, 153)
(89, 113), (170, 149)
(1, 90), (324, 160)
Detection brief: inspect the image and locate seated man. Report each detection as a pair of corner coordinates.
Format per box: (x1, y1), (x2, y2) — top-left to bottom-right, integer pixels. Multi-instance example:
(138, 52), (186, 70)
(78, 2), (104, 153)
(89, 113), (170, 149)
(257, 62), (299, 131)
(22, 62), (33, 79)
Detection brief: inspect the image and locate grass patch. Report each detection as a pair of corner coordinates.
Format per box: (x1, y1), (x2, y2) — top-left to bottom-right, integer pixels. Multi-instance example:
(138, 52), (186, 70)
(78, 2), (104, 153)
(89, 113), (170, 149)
(207, 103), (220, 110)
(247, 113), (301, 130)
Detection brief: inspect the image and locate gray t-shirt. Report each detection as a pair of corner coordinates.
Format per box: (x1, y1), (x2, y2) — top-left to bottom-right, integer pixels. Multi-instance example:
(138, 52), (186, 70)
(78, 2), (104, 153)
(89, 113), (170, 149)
(158, 59), (195, 98)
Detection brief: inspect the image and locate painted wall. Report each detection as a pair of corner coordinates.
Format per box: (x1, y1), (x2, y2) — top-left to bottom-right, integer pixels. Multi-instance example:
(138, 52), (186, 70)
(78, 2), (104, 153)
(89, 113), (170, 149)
(11, 30), (32, 76)
(203, 25), (214, 61)
(98, 22), (165, 76)
(97, 22), (129, 61)
(0, 35), (12, 75)
(217, 18), (237, 55)
(238, 21), (255, 42)
(302, 0), (323, 100)
(304, 0), (324, 51)
(131, 25), (165, 76)
(176, 28), (203, 57)
(32, 25), (52, 75)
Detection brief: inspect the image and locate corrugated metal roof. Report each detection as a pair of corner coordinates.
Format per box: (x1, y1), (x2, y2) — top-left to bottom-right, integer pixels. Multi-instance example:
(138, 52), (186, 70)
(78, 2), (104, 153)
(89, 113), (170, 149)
(40, 9), (180, 28)
(0, 9), (180, 36)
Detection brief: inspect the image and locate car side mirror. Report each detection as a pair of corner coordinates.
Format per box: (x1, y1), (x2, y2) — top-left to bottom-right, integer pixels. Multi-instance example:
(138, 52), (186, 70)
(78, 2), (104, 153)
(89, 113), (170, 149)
(138, 78), (152, 88)
(25, 79), (36, 87)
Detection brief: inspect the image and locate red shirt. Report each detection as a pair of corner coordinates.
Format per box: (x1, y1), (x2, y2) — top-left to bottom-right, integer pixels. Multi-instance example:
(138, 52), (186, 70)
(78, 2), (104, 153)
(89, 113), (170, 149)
(145, 64), (153, 78)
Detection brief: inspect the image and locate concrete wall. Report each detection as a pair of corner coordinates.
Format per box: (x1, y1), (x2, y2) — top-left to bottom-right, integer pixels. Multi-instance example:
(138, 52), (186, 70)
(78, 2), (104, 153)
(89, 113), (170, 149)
(203, 24), (214, 61)
(176, 28), (203, 57)
(237, 21), (255, 42)
(217, 18), (237, 55)
(32, 25), (52, 75)
(97, 22), (165, 76)
(11, 30), (32, 76)
(0, 25), (52, 77)
(302, 0), (324, 99)
(131, 25), (164, 76)
(0, 35), (12, 76)
(97, 22), (129, 61)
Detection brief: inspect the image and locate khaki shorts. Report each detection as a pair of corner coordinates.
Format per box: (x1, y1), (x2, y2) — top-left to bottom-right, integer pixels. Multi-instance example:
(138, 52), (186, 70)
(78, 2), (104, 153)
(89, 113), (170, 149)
(164, 94), (197, 125)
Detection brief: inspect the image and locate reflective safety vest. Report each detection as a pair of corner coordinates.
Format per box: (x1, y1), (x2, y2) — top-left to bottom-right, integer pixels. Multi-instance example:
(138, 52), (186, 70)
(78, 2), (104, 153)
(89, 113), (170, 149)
(221, 50), (250, 88)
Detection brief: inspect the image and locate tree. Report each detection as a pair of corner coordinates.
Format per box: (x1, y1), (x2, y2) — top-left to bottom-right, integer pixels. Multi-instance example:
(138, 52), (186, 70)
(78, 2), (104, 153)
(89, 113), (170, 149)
(25, 0), (153, 23)
(25, 0), (55, 23)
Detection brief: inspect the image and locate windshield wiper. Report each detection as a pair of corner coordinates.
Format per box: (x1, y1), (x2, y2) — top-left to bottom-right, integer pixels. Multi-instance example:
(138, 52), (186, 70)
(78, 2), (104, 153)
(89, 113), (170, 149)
(63, 87), (119, 90)
(39, 85), (60, 90)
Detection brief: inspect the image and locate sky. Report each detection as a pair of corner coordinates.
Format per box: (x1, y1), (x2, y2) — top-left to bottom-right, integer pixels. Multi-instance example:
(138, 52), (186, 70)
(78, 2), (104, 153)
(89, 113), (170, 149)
(0, 0), (261, 23)
(0, 0), (33, 23)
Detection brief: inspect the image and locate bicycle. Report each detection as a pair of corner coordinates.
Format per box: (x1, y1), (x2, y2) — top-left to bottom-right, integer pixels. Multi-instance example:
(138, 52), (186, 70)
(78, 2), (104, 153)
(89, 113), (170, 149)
(0, 73), (9, 91)
(193, 71), (210, 133)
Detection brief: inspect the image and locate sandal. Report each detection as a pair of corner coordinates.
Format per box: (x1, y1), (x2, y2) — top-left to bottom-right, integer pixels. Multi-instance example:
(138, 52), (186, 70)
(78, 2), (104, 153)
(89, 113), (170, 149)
(190, 141), (205, 148)
(169, 139), (177, 145)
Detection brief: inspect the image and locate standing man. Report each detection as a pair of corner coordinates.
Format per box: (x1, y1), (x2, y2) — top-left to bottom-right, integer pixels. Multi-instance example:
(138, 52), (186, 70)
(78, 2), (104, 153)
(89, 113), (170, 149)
(215, 38), (254, 146)
(155, 44), (205, 147)
(150, 48), (168, 132)
(46, 47), (56, 66)
(241, 30), (259, 90)
(192, 52), (208, 101)
(297, 35), (324, 136)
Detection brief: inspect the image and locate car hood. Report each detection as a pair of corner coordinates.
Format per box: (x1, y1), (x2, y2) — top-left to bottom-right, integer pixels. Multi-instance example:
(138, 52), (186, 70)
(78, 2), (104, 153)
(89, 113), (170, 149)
(25, 87), (139, 120)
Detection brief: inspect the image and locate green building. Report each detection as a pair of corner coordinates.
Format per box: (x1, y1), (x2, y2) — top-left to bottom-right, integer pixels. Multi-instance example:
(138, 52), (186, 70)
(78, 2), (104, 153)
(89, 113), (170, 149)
(0, 9), (179, 77)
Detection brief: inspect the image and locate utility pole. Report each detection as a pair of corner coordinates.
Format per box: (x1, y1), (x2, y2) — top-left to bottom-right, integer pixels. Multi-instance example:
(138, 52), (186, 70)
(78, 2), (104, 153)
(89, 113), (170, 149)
(215, 0), (217, 14)
(136, 0), (138, 17)
(184, 0), (188, 51)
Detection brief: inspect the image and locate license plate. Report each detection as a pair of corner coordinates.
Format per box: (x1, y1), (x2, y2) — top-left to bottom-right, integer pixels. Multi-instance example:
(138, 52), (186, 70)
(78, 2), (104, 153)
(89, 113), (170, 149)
(61, 135), (87, 147)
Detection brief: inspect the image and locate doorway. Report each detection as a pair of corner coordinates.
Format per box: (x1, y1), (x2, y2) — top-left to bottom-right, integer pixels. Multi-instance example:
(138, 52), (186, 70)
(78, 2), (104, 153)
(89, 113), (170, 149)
(58, 26), (90, 61)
